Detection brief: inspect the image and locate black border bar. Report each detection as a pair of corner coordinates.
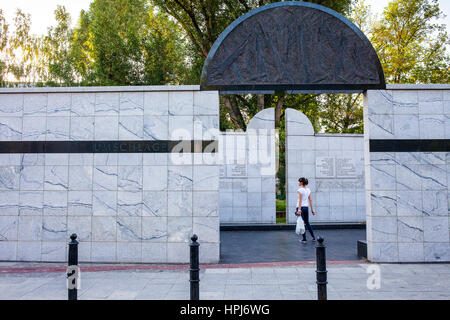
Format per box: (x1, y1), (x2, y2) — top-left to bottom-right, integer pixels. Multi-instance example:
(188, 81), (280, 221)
(370, 139), (450, 152)
(0, 140), (218, 154)
(204, 83), (384, 93)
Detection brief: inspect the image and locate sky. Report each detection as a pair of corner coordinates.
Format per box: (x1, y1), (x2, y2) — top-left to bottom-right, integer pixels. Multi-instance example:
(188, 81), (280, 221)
(1, 0), (449, 36)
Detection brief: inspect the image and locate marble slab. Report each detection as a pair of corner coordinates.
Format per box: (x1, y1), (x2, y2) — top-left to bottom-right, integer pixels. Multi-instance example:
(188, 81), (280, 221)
(0, 88), (219, 263)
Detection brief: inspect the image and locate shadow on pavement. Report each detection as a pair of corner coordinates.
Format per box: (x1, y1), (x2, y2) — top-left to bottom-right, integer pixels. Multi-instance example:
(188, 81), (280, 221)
(220, 229), (366, 264)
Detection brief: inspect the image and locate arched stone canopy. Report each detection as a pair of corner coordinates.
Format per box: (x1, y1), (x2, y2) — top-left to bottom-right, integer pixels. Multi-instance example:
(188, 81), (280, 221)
(201, 1), (385, 93)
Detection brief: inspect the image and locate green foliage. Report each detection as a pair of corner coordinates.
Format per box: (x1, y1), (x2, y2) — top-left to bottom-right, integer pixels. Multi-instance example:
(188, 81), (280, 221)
(2, 1), (191, 86)
(0, 9), (8, 85)
(7, 9), (41, 83)
(370, 0), (449, 84)
(350, 0), (374, 35)
(276, 200), (286, 212)
(79, 0), (190, 86)
(1, 0), (448, 102)
(86, 0), (149, 85)
(70, 10), (91, 84)
(152, 0), (352, 82)
(143, 8), (189, 85)
(277, 113), (286, 198)
(40, 6), (77, 85)
(219, 100), (235, 131)
(276, 215), (287, 224)
(318, 94), (364, 134)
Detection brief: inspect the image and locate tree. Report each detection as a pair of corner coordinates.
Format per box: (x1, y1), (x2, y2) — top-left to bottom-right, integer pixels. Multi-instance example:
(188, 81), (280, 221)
(0, 9), (9, 85)
(7, 9), (41, 83)
(39, 6), (77, 85)
(370, 0), (449, 84)
(70, 10), (92, 84)
(152, 0), (352, 62)
(1, 2), (191, 86)
(68, 0), (189, 86)
(318, 94), (364, 134)
(83, 0), (150, 85)
(320, 0), (450, 136)
(142, 8), (189, 85)
(350, 0), (374, 35)
(151, 0), (353, 130)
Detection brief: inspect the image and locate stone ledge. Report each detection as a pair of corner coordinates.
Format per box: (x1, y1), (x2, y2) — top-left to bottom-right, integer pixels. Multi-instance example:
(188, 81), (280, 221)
(220, 223), (366, 231)
(0, 85), (201, 94)
(386, 84), (450, 90)
(315, 133), (364, 137)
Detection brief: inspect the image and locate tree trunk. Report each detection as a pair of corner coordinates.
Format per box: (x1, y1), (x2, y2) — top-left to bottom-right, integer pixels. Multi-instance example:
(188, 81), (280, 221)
(274, 93), (285, 129)
(257, 94), (265, 112)
(222, 95), (247, 130)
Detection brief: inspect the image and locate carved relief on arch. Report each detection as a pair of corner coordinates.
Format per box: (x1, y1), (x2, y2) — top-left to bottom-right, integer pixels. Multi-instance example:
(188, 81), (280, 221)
(201, 2), (385, 93)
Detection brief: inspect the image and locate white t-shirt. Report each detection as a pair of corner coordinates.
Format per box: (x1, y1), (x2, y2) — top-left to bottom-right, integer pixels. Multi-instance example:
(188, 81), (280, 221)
(297, 187), (311, 207)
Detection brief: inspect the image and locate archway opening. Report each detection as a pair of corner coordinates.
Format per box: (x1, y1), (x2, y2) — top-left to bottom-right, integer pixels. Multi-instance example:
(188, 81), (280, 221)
(203, 1), (385, 264)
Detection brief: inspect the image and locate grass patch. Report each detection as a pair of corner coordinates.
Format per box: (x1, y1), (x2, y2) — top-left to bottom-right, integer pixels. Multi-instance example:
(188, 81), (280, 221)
(276, 200), (286, 212)
(276, 216), (287, 224)
(276, 200), (287, 224)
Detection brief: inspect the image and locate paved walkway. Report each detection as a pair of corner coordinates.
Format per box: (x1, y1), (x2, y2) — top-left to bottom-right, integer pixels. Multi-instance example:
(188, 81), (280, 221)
(220, 229), (365, 263)
(0, 262), (448, 300)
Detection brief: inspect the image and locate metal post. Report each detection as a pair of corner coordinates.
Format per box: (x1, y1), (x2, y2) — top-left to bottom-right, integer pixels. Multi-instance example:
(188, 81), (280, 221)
(316, 237), (327, 300)
(67, 233), (79, 300)
(190, 234), (200, 300)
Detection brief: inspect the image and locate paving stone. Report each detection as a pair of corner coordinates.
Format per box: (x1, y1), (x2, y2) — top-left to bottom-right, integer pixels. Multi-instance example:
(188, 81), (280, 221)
(199, 291), (225, 300)
(108, 290), (139, 300)
(220, 229), (365, 263)
(134, 284), (173, 300)
(0, 262), (449, 300)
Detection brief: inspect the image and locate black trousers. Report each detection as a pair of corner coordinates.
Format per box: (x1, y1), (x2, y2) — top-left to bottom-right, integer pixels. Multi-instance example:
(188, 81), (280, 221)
(299, 206), (316, 240)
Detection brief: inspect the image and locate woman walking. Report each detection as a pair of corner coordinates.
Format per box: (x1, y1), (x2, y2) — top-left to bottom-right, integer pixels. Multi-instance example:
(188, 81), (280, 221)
(296, 177), (316, 243)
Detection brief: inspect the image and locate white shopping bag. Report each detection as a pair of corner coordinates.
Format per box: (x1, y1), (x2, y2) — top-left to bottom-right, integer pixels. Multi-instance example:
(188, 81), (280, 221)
(295, 215), (305, 235)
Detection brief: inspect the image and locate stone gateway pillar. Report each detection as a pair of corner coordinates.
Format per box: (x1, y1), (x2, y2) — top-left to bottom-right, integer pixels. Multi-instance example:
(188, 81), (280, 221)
(364, 85), (450, 262)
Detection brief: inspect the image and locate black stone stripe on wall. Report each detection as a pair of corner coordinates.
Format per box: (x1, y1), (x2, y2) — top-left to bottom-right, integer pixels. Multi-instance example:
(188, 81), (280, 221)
(370, 139), (450, 152)
(0, 140), (218, 153)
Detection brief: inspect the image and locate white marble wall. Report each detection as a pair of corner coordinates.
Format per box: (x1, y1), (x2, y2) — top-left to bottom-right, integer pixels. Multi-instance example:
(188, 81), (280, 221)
(0, 86), (220, 263)
(219, 108), (277, 223)
(285, 108), (365, 224)
(364, 85), (450, 262)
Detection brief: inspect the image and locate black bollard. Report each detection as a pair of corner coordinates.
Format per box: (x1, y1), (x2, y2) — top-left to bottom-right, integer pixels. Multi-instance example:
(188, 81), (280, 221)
(316, 237), (327, 300)
(190, 234), (200, 300)
(67, 233), (79, 300)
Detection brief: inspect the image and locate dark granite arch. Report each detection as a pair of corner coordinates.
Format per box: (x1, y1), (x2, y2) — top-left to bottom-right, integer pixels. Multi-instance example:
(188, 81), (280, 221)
(200, 1), (385, 93)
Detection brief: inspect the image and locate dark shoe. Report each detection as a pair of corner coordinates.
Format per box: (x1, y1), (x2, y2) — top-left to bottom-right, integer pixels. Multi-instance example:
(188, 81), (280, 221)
(300, 239), (307, 244)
